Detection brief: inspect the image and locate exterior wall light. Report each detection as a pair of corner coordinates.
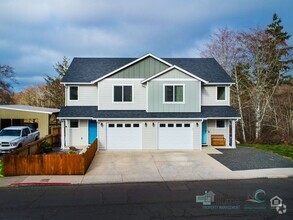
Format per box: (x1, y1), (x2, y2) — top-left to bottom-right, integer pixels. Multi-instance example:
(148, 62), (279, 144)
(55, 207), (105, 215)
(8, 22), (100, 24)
(145, 122), (147, 127)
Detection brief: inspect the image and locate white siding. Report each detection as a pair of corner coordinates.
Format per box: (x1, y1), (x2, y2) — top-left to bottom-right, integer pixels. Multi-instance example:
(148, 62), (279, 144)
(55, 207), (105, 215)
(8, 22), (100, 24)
(67, 120), (88, 146)
(66, 85), (98, 106)
(98, 121), (107, 150)
(142, 122), (158, 149)
(206, 120), (229, 146)
(98, 79), (146, 110)
(193, 121), (202, 150)
(201, 86), (230, 106)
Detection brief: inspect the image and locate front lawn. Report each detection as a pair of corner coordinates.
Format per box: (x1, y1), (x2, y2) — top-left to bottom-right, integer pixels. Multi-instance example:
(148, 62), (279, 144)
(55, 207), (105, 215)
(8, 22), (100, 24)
(239, 144), (293, 160)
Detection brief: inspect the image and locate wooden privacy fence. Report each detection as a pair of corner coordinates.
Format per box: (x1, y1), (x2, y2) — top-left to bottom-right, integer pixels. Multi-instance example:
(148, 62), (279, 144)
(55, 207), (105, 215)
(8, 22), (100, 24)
(3, 139), (98, 176)
(10, 126), (61, 156)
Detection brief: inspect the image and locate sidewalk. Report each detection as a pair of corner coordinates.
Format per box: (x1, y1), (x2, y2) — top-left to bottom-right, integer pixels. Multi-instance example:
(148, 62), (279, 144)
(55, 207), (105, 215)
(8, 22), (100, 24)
(1, 148), (293, 187)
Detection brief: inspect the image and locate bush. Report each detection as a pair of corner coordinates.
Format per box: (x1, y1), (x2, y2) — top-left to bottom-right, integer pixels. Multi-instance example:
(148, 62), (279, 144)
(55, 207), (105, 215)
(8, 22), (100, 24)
(0, 160), (3, 177)
(40, 141), (53, 154)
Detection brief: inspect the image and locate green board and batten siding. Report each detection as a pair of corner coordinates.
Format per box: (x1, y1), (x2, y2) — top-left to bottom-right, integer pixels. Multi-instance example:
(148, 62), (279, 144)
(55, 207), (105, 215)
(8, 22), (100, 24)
(148, 69), (201, 112)
(110, 57), (169, 78)
(156, 69), (191, 79)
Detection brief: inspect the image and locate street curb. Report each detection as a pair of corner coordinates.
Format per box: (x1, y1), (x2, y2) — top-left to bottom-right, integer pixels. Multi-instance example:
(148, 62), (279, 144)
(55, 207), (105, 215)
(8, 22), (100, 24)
(10, 182), (71, 187)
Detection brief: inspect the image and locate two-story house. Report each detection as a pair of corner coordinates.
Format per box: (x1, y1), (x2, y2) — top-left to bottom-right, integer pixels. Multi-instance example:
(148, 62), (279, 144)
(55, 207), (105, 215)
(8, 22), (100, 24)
(58, 53), (239, 150)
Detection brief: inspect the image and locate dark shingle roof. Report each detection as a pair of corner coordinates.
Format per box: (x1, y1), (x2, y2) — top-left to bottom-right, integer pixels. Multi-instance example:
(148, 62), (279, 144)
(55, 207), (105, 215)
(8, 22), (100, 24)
(58, 106), (239, 119)
(164, 58), (233, 83)
(62, 56), (234, 83)
(62, 58), (135, 83)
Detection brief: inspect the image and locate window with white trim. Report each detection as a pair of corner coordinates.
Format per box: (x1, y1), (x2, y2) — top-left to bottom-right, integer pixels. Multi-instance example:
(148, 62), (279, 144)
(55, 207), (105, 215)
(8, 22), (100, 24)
(217, 87), (226, 101)
(113, 85), (132, 102)
(164, 85), (184, 103)
(70, 120), (79, 128)
(216, 120), (225, 128)
(69, 86), (78, 100)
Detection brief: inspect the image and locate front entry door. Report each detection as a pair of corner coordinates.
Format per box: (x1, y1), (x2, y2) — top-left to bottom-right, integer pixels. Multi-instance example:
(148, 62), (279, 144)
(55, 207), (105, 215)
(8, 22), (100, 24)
(88, 120), (98, 144)
(202, 120), (207, 145)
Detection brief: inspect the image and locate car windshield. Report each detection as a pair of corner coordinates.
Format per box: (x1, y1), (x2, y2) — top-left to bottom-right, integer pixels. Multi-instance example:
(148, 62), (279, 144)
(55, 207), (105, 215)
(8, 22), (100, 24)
(0, 129), (21, 136)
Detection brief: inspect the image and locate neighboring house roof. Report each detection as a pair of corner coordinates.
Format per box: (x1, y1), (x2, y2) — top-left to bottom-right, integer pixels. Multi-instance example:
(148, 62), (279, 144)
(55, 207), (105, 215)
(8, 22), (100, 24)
(0, 105), (60, 114)
(62, 54), (234, 84)
(58, 106), (239, 119)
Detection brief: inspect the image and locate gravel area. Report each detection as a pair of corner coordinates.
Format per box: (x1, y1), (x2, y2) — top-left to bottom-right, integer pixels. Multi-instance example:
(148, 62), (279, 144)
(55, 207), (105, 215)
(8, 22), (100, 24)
(209, 146), (293, 171)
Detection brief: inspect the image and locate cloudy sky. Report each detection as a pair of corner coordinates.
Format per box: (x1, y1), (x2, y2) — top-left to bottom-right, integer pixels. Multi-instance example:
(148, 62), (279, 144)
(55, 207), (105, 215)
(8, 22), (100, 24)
(0, 0), (292, 91)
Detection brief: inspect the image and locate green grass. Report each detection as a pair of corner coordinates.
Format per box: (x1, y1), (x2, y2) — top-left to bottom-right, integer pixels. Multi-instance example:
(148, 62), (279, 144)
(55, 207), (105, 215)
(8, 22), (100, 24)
(0, 160), (3, 177)
(239, 144), (293, 160)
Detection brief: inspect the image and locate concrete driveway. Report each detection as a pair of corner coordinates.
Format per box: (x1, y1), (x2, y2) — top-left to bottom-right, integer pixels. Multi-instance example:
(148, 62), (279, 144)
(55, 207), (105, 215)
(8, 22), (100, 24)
(83, 147), (237, 184)
(1, 147), (293, 187)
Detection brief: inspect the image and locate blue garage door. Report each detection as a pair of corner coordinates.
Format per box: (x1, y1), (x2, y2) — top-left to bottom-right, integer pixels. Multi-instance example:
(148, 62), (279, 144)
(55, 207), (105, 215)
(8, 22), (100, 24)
(88, 120), (98, 144)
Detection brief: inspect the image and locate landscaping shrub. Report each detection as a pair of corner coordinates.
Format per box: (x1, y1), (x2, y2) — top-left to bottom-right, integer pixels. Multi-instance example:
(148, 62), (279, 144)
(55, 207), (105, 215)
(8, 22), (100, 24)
(40, 141), (53, 153)
(0, 160), (3, 177)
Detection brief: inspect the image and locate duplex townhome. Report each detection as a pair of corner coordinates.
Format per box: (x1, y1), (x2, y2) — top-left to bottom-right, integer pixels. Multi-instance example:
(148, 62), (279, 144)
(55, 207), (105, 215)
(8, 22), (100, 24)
(58, 53), (239, 150)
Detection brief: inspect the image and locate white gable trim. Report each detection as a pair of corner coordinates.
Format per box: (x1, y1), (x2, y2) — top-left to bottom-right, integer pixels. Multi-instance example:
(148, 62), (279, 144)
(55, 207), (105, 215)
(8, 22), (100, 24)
(91, 53), (173, 84)
(206, 82), (235, 85)
(141, 66), (209, 84)
(61, 82), (92, 85)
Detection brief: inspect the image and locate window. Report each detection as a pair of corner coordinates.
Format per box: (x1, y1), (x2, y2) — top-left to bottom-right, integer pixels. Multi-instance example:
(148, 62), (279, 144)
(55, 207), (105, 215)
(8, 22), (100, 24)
(160, 124), (166, 127)
(168, 124), (174, 127)
(133, 124), (139, 127)
(108, 124), (115, 127)
(176, 124), (182, 127)
(184, 124), (190, 127)
(117, 124), (123, 127)
(217, 87), (226, 101)
(113, 85), (132, 102)
(69, 86), (78, 100)
(22, 128), (30, 136)
(70, 120), (79, 128)
(125, 124), (131, 127)
(164, 85), (184, 103)
(216, 120), (225, 128)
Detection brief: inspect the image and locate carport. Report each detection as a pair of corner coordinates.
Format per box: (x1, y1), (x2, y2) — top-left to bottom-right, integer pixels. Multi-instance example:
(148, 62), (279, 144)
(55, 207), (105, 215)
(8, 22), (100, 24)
(0, 105), (59, 138)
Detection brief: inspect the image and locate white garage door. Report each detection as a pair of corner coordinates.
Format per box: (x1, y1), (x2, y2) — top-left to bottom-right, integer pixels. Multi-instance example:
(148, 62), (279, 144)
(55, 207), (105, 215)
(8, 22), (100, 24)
(159, 123), (193, 150)
(107, 123), (142, 150)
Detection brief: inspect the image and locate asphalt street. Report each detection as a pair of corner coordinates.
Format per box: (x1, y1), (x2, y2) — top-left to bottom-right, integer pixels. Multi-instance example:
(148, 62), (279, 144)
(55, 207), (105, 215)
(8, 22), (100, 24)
(0, 178), (292, 219)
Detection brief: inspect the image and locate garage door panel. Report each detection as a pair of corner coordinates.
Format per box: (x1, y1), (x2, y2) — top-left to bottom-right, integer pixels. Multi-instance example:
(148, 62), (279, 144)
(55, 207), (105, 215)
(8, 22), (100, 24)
(107, 123), (142, 150)
(159, 123), (193, 150)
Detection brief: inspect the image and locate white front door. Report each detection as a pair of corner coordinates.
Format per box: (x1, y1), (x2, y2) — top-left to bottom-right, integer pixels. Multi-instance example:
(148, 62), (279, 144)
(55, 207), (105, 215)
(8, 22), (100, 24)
(158, 122), (193, 150)
(107, 123), (142, 150)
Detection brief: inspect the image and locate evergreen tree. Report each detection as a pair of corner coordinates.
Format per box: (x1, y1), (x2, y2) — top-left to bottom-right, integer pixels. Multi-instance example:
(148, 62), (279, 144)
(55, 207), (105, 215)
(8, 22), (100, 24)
(43, 56), (70, 108)
(265, 13), (292, 82)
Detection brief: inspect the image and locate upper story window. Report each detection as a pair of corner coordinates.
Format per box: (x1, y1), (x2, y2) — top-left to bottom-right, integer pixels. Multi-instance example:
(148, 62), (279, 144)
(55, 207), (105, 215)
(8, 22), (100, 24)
(69, 86), (78, 100)
(164, 85), (184, 103)
(113, 85), (132, 102)
(217, 87), (226, 101)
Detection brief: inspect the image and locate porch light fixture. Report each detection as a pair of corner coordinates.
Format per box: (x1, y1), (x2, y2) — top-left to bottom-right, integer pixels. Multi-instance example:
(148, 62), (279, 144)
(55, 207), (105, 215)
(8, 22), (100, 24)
(101, 122), (103, 127)
(152, 122), (155, 127)
(145, 122), (147, 127)
(196, 122), (199, 127)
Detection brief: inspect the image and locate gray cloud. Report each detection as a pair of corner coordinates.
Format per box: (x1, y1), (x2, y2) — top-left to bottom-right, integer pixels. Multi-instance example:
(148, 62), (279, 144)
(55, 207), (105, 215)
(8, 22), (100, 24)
(0, 0), (292, 91)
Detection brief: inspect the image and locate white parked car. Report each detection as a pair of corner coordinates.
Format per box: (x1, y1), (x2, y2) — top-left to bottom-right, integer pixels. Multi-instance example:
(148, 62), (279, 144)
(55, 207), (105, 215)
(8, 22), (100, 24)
(0, 126), (40, 153)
